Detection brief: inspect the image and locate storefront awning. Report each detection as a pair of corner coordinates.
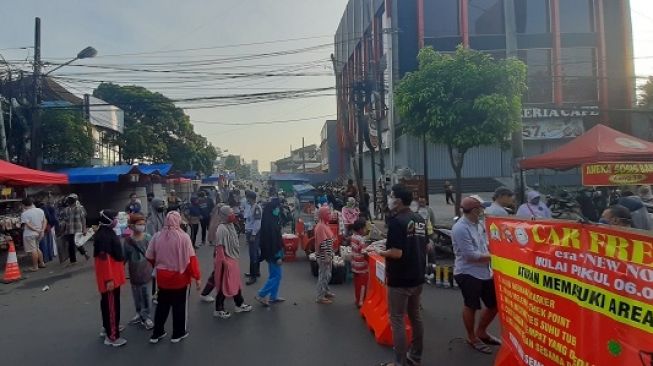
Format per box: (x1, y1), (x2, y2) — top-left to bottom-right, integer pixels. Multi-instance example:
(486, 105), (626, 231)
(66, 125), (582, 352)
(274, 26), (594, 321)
(0, 160), (69, 186)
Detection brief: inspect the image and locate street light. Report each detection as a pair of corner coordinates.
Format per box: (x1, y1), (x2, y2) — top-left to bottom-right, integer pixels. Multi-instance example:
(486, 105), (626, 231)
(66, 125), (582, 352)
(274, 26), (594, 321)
(44, 46), (97, 76)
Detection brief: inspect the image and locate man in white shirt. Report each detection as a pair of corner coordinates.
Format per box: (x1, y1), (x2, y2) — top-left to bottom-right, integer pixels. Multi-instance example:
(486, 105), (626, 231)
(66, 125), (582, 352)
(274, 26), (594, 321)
(485, 187), (514, 216)
(20, 197), (47, 272)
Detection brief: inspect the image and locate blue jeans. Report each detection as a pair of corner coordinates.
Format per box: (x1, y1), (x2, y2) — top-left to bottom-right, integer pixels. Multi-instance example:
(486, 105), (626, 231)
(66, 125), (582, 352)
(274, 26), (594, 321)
(258, 261), (282, 300)
(131, 283), (152, 321)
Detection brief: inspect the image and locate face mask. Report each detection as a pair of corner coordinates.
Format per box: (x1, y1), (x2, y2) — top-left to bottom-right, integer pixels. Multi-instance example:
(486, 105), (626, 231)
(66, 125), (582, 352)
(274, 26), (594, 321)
(272, 208), (280, 217)
(410, 202), (418, 212)
(134, 224), (146, 232)
(598, 218), (610, 225)
(228, 213), (238, 223)
(388, 197), (398, 211)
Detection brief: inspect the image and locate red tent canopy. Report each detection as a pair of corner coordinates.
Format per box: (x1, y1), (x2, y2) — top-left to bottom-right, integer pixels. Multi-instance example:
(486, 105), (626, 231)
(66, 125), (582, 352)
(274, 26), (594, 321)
(520, 124), (653, 171)
(0, 160), (69, 186)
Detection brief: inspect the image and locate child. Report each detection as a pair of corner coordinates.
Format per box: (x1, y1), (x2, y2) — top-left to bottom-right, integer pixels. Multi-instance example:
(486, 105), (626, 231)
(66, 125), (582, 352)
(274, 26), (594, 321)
(124, 213), (154, 330)
(350, 219), (369, 308)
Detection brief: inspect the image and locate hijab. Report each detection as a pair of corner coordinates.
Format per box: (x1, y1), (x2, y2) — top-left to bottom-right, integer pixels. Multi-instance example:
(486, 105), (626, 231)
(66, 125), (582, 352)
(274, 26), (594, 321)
(147, 211), (195, 273)
(207, 203), (224, 245)
(216, 206), (240, 259)
(93, 209), (124, 261)
(315, 205), (335, 246)
(259, 199), (283, 262)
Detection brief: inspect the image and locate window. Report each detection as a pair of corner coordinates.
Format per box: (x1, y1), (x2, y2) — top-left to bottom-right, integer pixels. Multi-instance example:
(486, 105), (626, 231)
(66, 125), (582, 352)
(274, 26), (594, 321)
(561, 48), (597, 103)
(559, 0), (594, 33)
(515, 0), (550, 34)
(518, 49), (553, 103)
(424, 0), (459, 37)
(468, 0), (504, 35)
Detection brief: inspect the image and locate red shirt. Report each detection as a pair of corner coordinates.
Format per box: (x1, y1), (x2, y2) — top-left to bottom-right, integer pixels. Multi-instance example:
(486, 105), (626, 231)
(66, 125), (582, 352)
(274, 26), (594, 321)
(94, 255), (126, 293)
(153, 256), (201, 290)
(350, 234), (369, 274)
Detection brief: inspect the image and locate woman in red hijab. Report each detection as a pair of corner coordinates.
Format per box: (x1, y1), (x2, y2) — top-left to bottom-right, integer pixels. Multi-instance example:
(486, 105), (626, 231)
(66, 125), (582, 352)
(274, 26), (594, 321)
(146, 211), (201, 344)
(314, 205), (336, 304)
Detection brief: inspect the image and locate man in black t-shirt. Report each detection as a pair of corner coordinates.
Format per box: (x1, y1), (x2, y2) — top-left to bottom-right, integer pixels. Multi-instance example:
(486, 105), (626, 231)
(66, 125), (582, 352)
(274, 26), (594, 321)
(378, 184), (428, 366)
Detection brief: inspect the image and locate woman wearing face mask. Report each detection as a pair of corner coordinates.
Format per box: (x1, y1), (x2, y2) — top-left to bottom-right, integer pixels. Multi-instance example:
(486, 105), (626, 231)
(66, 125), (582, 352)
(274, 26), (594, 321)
(212, 206), (253, 318)
(255, 198), (285, 306)
(93, 209), (127, 347)
(314, 205), (336, 304)
(124, 213), (154, 330)
(516, 191), (552, 219)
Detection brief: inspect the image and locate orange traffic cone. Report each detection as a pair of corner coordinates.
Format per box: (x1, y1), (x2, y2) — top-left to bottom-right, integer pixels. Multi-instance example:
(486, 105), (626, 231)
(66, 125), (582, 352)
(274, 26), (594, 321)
(3, 240), (22, 283)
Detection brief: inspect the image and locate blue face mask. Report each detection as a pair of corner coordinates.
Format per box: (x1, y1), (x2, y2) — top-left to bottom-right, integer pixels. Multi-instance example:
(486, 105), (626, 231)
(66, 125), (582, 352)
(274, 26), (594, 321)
(272, 208), (280, 217)
(598, 218), (610, 225)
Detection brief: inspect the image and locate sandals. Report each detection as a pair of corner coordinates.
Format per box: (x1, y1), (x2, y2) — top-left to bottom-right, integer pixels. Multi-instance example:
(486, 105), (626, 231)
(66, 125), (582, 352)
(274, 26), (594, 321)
(468, 339), (493, 354)
(479, 334), (502, 346)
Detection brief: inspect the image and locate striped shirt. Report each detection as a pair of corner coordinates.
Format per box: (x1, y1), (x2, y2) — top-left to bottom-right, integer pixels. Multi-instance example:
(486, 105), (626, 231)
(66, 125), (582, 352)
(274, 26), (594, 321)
(350, 234), (369, 274)
(316, 238), (334, 262)
(63, 205), (87, 235)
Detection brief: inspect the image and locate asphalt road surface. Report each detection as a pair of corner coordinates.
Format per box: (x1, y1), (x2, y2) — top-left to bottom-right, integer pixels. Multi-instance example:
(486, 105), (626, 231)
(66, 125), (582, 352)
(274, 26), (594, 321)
(0, 238), (498, 366)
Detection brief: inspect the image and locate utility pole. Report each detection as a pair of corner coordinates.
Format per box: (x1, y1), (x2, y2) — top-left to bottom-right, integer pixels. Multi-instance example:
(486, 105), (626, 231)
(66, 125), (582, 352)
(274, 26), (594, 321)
(504, 0), (525, 202)
(31, 17), (42, 169)
(301, 137), (306, 173)
(423, 136), (429, 204)
(0, 96), (7, 160)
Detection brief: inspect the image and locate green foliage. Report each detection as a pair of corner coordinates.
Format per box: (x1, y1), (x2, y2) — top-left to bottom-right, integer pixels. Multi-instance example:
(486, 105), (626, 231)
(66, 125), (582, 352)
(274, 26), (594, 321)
(639, 76), (653, 109)
(235, 164), (251, 180)
(223, 155), (239, 171)
(93, 83), (218, 175)
(396, 46), (526, 155)
(41, 110), (93, 167)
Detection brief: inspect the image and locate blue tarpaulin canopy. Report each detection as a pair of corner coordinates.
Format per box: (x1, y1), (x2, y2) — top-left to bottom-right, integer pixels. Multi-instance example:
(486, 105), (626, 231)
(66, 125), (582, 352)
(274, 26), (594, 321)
(61, 164), (172, 184)
(292, 184), (315, 195)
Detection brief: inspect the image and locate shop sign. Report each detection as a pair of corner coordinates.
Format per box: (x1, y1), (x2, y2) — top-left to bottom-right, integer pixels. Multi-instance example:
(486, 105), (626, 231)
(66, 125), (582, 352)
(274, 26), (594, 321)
(522, 120), (584, 140)
(582, 162), (653, 186)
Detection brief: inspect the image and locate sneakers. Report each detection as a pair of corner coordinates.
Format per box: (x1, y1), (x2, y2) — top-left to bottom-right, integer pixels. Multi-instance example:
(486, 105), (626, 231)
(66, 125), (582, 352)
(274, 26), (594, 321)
(255, 295), (270, 307)
(213, 310), (232, 319)
(104, 337), (127, 347)
(149, 332), (167, 344)
(99, 325), (126, 337)
(200, 295), (215, 303)
(129, 314), (142, 325)
(325, 292), (336, 299)
(245, 277), (257, 286)
(170, 332), (189, 343)
(270, 297), (286, 304)
(234, 304), (253, 313)
(316, 298), (333, 305)
(143, 319), (154, 330)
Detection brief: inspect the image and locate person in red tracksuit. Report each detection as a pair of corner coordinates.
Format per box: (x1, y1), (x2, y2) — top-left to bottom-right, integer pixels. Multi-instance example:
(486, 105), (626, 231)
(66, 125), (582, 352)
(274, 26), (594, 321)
(93, 209), (127, 347)
(146, 211), (201, 344)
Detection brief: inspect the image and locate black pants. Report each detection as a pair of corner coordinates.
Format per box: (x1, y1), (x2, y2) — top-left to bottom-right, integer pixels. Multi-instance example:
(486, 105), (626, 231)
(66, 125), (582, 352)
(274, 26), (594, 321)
(216, 289), (244, 311)
(445, 191), (454, 205)
(65, 234), (87, 263)
(200, 218), (210, 243)
(190, 224), (199, 247)
(153, 287), (188, 339)
(100, 288), (121, 341)
(201, 270), (216, 296)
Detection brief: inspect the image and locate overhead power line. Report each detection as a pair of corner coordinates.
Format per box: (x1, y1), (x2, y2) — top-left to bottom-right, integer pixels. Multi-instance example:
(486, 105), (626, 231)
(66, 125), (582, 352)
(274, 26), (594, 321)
(190, 113), (336, 126)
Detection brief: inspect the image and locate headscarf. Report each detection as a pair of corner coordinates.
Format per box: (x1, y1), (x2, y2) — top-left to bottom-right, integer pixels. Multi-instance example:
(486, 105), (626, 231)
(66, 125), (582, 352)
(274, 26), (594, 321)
(315, 205), (335, 249)
(259, 199), (283, 262)
(93, 209), (124, 261)
(216, 206), (240, 259)
(207, 203), (224, 245)
(516, 191), (552, 219)
(146, 211), (195, 273)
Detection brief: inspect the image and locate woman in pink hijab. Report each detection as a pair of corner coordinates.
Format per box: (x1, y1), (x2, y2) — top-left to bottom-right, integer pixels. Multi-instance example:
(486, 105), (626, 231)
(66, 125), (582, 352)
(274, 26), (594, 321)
(213, 206), (253, 319)
(146, 211), (201, 344)
(314, 205), (336, 304)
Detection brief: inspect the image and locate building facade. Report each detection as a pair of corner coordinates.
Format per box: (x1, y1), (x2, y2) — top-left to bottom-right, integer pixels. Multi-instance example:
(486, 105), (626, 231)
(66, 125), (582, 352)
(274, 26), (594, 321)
(334, 0), (635, 188)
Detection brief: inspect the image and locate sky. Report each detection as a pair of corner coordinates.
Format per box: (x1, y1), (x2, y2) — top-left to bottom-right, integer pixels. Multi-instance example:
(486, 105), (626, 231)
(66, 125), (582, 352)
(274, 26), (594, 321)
(0, 0), (651, 171)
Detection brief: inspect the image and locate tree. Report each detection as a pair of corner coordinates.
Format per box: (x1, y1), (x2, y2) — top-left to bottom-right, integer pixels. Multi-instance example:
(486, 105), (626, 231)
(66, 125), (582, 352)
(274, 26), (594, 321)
(93, 83), (218, 175)
(639, 76), (653, 109)
(395, 46), (527, 216)
(235, 164), (251, 180)
(223, 155), (239, 171)
(41, 110), (94, 168)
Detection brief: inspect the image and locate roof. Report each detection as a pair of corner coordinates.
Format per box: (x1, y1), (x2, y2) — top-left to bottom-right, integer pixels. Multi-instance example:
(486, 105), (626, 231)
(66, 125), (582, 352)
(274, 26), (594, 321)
(520, 124), (653, 170)
(292, 184), (316, 194)
(0, 160), (69, 186)
(268, 173), (310, 182)
(61, 164), (172, 184)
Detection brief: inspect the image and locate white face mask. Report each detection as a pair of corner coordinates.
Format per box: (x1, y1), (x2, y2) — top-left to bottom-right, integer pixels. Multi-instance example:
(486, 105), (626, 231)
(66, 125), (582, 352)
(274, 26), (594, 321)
(410, 202), (418, 213)
(388, 197), (398, 211)
(134, 225), (146, 233)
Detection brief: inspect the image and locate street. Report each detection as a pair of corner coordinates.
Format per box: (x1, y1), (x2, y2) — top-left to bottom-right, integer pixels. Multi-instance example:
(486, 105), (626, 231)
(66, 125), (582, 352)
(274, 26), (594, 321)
(0, 235), (497, 366)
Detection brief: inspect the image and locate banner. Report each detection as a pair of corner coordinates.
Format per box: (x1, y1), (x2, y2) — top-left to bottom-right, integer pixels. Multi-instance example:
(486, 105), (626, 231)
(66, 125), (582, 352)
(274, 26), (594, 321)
(522, 120), (584, 140)
(582, 162), (653, 186)
(486, 217), (653, 366)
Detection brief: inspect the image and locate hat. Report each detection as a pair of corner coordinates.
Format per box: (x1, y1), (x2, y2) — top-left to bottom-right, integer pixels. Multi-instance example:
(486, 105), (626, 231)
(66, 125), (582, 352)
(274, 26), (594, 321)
(493, 186), (514, 199)
(461, 196), (483, 211)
